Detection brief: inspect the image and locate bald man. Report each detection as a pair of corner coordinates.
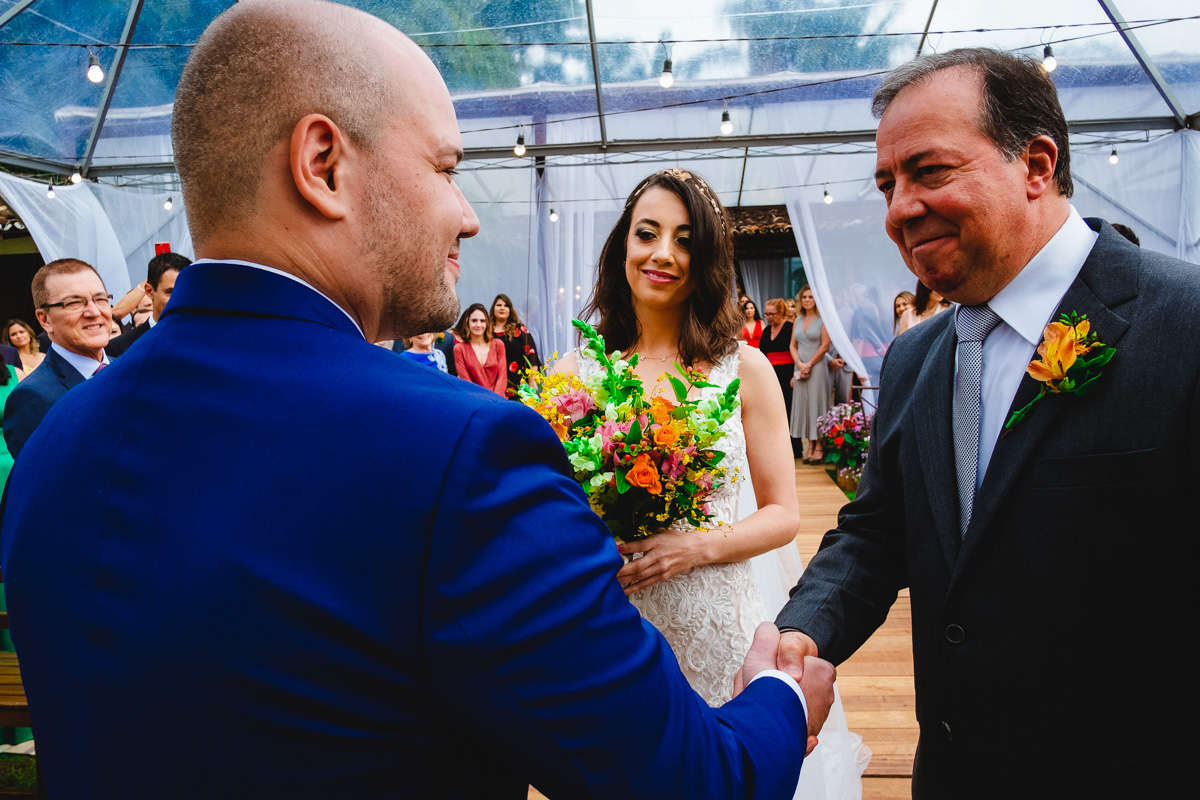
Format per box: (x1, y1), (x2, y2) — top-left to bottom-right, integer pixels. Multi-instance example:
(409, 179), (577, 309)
(0, 2), (830, 798)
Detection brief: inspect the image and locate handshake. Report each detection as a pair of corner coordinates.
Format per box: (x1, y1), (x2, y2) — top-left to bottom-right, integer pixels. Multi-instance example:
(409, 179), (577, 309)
(733, 623), (835, 756)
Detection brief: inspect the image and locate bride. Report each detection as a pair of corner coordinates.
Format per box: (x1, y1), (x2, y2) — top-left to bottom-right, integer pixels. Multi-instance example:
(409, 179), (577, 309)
(554, 169), (867, 798)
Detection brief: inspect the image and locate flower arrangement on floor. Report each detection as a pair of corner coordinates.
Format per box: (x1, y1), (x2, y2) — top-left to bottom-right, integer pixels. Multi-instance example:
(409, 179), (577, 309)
(518, 320), (740, 542)
(817, 401), (872, 494)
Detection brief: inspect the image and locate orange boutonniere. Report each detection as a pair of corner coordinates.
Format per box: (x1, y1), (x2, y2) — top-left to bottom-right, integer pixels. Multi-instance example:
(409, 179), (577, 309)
(1005, 311), (1116, 430)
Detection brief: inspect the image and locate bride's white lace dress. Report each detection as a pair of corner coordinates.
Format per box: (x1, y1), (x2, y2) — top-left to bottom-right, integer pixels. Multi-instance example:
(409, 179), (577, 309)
(579, 347), (869, 799)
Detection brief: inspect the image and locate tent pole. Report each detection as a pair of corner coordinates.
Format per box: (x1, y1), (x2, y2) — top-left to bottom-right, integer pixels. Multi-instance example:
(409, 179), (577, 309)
(1096, 0), (1187, 129)
(79, 0), (146, 178)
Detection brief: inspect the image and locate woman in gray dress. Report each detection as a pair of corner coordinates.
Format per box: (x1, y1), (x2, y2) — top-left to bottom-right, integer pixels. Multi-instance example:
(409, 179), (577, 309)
(789, 285), (832, 463)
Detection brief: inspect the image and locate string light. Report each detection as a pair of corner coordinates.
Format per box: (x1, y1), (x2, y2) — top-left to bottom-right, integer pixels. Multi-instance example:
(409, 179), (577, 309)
(658, 56), (674, 89)
(513, 131), (526, 157)
(46, 183), (55, 199)
(1108, 147), (1119, 165)
(823, 187), (833, 205)
(163, 196), (173, 210)
(69, 171), (82, 184)
(1042, 45), (1057, 73)
(86, 51), (104, 83)
(548, 208), (559, 222)
(719, 101), (733, 136)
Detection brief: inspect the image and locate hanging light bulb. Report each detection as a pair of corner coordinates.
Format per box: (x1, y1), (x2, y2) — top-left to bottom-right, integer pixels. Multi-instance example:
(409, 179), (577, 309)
(1108, 148), (1119, 165)
(513, 131), (526, 158)
(69, 171), (82, 184)
(164, 196), (174, 210)
(87, 52), (104, 84)
(548, 208), (559, 223)
(1042, 45), (1057, 73)
(658, 57), (674, 89)
(823, 187), (833, 205)
(719, 102), (733, 136)
(46, 183), (56, 199)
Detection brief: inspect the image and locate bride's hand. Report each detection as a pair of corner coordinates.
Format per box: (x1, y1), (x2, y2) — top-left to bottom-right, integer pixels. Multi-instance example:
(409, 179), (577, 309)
(616, 531), (711, 595)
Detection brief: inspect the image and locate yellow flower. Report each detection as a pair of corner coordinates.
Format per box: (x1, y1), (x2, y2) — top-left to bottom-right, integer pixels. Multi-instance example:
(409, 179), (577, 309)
(1026, 321), (1078, 386)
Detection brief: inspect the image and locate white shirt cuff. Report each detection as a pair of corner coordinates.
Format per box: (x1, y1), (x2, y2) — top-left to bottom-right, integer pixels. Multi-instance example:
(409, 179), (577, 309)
(748, 669), (808, 721)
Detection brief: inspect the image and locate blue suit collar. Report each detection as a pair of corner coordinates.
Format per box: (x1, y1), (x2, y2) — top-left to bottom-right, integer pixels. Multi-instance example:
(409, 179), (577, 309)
(162, 261), (365, 339)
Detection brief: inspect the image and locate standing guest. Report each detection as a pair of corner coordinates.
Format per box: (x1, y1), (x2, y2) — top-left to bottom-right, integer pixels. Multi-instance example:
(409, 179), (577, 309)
(895, 280), (950, 334)
(892, 290), (915, 334)
(826, 348), (855, 405)
(757, 297), (794, 417)
(489, 293), (541, 397)
(130, 294), (153, 328)
(1111, 222), (1139, 246)
(435, 327), (459, 377)
(776, 48), (1200, 799)
(2, 320), (43, 375)
(108, 252), (191, 357)
(789, 286), (831, 464)
(402, 332), (448, 372)
(453, 303), (506, 395)
(738, 299), (764, 347)
(0, 359), (18, 487)
(0, 2), (824, 797)
(2, 259), (112, 460)
(784, 297), (797, 321)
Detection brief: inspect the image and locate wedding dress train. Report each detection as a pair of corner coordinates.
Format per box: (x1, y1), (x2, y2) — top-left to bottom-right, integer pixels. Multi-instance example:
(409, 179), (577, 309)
(580, 349), (870, 799)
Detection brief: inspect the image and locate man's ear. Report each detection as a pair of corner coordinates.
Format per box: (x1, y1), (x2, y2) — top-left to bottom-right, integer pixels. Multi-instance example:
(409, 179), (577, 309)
(289, 113), (351, 220)
(34, 308), (50, 333)
(1025, 135), (1059, 199)
(142, 281), (154, 297)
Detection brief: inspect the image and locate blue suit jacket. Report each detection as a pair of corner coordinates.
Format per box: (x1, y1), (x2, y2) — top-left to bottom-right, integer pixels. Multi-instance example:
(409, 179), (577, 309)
(1, 345), (85, 460)
(1, 262), (807, 798)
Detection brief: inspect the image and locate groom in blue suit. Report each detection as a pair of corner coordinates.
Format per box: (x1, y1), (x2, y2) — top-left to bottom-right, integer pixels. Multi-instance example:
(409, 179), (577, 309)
(0, 2), (833, 797)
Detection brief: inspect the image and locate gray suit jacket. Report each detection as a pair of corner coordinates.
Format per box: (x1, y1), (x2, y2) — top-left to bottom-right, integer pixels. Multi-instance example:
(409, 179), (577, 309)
(2, 347), (85, 459)
(778, 220), (1200, 798)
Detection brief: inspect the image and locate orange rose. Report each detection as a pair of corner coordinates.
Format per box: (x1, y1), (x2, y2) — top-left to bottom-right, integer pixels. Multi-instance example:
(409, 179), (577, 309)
(626, 453), (663, 495)
(653, 422), (680, 448)
(649, 396), (675, 426)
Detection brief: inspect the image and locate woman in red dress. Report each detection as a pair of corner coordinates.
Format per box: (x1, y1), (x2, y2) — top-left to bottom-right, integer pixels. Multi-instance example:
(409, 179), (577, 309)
(738, 298), (764, 348)
(452, 303), (506, 395)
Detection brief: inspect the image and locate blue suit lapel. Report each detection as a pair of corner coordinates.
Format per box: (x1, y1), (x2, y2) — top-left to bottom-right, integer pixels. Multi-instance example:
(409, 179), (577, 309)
(908, 315), (962, 570)
(951, 220), (1137, 587)
(162, 262), (364, 338)
(47, 347), (86, 392)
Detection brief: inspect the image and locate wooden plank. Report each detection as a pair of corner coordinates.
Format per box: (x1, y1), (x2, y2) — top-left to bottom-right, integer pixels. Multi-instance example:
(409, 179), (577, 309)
(863, 776), (912, 799)
(864, 754), (915, 777)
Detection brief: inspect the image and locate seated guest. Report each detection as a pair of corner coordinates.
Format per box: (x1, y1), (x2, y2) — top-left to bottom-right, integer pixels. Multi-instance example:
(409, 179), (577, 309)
(453, 303), (505, 395)
(489, 293), (540, 398)
(2, 319), (42, 375)
(108, 252), (191, 357)
(402, 332), (448, 372)
(2, 259), (112, 459)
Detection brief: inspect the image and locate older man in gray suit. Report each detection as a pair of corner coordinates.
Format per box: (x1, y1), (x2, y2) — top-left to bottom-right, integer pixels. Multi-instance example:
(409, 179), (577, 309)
(776, 48), (1200, 799)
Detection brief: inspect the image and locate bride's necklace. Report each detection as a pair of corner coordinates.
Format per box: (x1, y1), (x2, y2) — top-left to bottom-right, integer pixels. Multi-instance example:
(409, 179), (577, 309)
(637, 351), (677, 363)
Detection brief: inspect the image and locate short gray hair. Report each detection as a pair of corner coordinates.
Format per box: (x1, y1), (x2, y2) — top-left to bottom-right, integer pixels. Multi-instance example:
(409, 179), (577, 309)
(872, 48), (1073, 197)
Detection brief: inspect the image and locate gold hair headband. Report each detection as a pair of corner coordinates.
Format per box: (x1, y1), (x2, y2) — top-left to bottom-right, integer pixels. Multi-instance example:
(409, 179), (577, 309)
(627, 169), (728, 238)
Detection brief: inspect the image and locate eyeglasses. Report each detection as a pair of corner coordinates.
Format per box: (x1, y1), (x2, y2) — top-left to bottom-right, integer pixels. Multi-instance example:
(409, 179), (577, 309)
(41, 293), (113, 313)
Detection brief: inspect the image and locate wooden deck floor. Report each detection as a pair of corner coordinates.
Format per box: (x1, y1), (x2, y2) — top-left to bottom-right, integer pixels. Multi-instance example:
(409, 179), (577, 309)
(531, 460), (917, 800)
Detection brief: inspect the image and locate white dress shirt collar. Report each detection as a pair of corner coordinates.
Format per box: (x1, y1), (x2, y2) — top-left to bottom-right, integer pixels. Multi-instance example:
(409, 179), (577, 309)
(50, 342), (108, 379)
(986, 206), (1098, 346)
(191, 258), (365, 338)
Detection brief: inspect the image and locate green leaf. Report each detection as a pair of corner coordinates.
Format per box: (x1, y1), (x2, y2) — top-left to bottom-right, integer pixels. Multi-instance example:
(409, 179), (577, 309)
(615, 469), (631, 494)
(626, 419), (642, 445)
(682, 480), (698, 495)
(708, 450), (725, 466)
(669, 406), (691, 419)
(668, 375), (688, 403)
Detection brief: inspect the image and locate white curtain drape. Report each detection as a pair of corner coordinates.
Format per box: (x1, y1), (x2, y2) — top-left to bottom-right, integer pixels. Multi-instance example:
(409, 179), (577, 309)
(89, 183), (193, 288)
(0, 172), (131, 298)
(739, 258), (786, 311)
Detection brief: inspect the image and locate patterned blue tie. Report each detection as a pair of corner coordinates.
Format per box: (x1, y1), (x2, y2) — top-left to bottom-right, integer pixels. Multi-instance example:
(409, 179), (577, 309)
(953, 304), (1002, 537)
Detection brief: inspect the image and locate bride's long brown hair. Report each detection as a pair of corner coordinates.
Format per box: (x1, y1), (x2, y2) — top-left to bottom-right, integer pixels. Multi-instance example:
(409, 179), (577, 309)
(580, 169), (741, 366)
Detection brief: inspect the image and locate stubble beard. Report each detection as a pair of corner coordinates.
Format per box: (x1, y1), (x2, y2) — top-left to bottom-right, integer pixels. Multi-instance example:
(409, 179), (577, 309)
(380, 259), (459, 340)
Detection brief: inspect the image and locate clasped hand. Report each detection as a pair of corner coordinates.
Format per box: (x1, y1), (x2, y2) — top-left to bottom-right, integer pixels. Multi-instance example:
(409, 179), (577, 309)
(732, 624), (835, 756)
(616, 530), (709, 595)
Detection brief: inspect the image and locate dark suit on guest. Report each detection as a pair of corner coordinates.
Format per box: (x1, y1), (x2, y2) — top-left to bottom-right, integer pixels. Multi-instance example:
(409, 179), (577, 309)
(104, 319), (150, 357)
(1, 262), (808, 799)
(0, 344), (19, 371)
(1, 346), (86, 460)
(778, 220), (1200, 798)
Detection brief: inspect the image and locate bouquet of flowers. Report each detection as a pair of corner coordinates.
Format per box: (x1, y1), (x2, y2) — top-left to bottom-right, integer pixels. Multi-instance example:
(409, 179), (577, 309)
(518, 320), (740, 542)
(817, 401), (872, 492)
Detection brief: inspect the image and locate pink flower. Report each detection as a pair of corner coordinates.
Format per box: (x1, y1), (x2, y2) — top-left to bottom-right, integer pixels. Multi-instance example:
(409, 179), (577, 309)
(552, 388), (595, 425)
(660, 451), (687, 481)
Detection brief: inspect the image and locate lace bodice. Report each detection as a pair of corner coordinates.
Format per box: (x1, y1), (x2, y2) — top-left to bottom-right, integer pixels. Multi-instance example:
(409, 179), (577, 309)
(577, 347), (763, 705)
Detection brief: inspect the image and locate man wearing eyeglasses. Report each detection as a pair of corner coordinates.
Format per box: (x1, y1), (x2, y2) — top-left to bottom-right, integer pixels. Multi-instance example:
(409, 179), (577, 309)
(2, 258), (112, 459)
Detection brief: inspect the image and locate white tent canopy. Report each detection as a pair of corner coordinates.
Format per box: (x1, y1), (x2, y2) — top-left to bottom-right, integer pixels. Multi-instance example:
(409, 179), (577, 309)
(1, 0), (1197, 374)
